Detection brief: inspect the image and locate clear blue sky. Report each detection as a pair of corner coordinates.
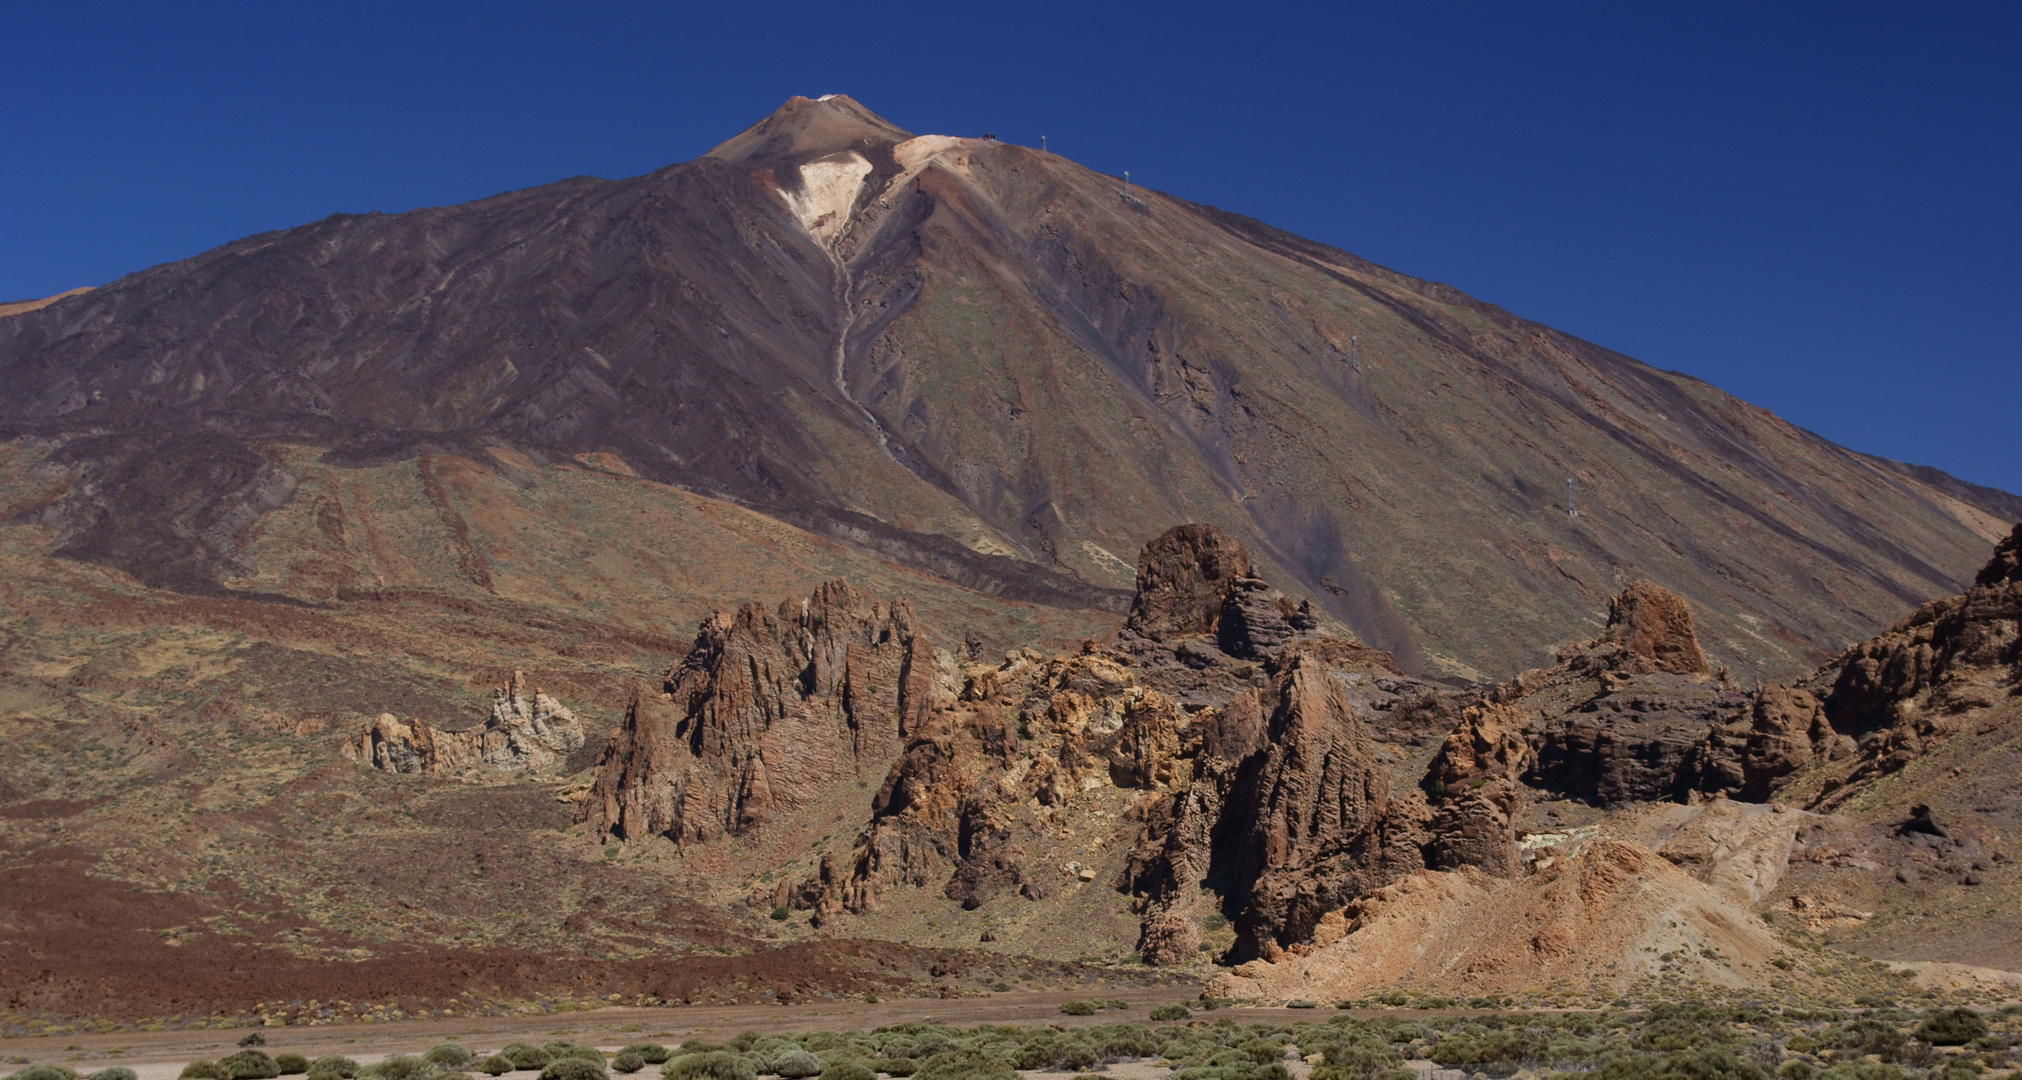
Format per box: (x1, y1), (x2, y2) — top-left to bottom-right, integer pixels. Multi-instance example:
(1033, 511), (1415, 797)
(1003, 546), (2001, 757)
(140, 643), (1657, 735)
(5, 2), (2017, 494)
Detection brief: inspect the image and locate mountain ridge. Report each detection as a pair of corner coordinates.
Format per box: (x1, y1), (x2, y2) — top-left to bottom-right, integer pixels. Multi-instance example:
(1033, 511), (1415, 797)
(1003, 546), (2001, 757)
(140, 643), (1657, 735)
(0, 94), (2012, 684)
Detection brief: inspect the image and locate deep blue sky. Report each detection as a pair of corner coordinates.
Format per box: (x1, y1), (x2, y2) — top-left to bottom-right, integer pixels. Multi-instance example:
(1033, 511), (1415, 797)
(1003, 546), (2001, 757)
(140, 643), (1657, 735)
(5, 2), (2017, 493)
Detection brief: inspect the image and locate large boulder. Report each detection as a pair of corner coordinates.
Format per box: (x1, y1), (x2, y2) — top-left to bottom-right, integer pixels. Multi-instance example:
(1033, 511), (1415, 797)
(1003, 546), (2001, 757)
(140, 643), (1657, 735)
(1124, 523), (1252, 639)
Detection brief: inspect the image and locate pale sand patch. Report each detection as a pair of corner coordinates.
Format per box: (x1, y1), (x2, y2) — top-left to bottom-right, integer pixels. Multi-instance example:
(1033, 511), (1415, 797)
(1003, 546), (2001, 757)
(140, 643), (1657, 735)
(0, 286), (92, 318)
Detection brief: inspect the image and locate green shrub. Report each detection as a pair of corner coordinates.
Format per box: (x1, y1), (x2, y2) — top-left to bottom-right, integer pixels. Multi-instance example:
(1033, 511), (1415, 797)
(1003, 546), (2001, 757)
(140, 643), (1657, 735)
(424, 1047), (473, 1070)
(1777, 1063), (1816, 1080)
(1288, 1001), (1318, 1010)
(869, 1062), (915, 1077)
(90, 1070), (139, 1080)
(611, 1057), (645, 1077)
(1919, 1010), (1991, 1047)
(819, 1067), (873, 1080)
(910, 1049), (1015, 1080)
(505, 1049), (552, 1073)
(241, 1035), (268, 1048)
(1152, 1004), (1192, 1021)
(15, 1068), (81, 1080)
(478, 1059), (513, 1078)
(621, 1049), (671, 1068)
(771, 1052), (822, 1080)
(307, 1058), (360, 1080)
(537, 1062), (606, 1080)
(274, 1058), (308, 1077)
(183, 1064), (229, 1080)
(1060, 1000), (1098, 1016)
(221, 1053), (280, 1080)
(362, 1058), (438, 1080)
(548, 1050), (603, 1068)
(662, 1053), (755, 1080)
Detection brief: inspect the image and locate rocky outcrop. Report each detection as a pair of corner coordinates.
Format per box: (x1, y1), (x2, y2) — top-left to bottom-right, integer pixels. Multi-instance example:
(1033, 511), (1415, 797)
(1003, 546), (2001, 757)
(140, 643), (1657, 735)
(1806, 523), (2022, 808)
(1124, 647), (1430, 963)
(1124, 524), (1252, 639)
(349, 670), (585, 775)
(582, 581), (955, 843)
(1423, 704), (1533, 877)
(1606, 580), (1712, 674)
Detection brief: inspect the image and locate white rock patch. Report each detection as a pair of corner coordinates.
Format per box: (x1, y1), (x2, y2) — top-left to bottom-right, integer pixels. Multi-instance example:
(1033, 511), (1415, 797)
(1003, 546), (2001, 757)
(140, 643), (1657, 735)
(782, 151), (872, 246)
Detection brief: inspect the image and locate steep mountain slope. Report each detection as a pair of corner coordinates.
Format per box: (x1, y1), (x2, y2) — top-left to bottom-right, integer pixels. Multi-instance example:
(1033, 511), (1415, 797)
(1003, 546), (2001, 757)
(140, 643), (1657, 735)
(2, 95), (2013, 684)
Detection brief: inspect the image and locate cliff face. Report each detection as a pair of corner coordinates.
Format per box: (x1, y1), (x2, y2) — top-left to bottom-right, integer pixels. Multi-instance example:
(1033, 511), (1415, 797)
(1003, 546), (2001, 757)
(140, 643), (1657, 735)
(585, 581), (950, 843)
(3, 95), (2013, 682)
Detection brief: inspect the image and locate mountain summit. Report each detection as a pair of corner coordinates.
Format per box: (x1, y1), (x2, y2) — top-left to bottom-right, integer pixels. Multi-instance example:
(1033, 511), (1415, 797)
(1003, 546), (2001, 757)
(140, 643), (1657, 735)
(1, 97), (2014, 680)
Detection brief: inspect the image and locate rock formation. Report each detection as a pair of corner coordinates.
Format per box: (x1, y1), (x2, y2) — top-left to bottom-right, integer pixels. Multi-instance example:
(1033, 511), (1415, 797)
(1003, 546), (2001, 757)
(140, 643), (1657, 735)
(349, 670), (585, 775)
(583, 581), (953, 843)
(1805, 522), (2022, 809)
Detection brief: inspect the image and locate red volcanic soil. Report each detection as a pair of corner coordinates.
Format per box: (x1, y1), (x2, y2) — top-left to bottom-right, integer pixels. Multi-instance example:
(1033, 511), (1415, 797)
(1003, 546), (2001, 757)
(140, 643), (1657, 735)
(0, 848), (1185, 1026)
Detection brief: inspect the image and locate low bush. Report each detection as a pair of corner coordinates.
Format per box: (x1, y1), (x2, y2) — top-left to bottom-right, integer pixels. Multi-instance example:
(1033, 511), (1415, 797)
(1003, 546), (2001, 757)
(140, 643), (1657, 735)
(1152, 1004), (1193, 1021)
(275, 1057), (309, 1076)
(620, 1049), (671, 1067)
(868, 1061), (915, 1077)
(221, 1052), (281, 1080)
(817, 1066), (873, 1080)
(362, 1058), (438, 1080)
(661, 1053), (754, 1080)
(478, 1059), (513, 1077)
(911, 1049), (1015, 1080)
(1920, 1010), (1991, 1047)
(537, 1061), (606, 1080)
(89, 1070), (139, 1080)
(1059, 1001), (1098, 1016)
(771, 1052), (823, 1079)
(240, 1035), (268, 1049)
(611, 1056), (645, 1076)
(424, 1046), (473, 1069)
(13, 1068), (81, 1080)
(504, 1048), (552, 1073)
(307, 1058), (360, 1080)
(1288, 1001), (1319, 1010)
(182, 1064), (229, 1080)
(547, 1050), (604, 1068)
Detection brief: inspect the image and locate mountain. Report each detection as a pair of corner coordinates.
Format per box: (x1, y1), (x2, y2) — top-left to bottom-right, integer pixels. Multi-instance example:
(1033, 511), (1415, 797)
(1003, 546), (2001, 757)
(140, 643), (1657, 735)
(3, 94), (2015, 685)
(0, 96), (2017, 1020)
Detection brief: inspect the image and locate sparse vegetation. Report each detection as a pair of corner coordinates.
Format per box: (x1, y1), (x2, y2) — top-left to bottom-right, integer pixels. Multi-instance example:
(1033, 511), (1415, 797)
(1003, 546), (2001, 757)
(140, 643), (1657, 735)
(1152, 1003), (1193, 1021)
(1059, 1000), (1098, 1016)
(611, 1055), (645, 1076)
(619, 1048), (670, 1067)
(275, 1056), (309, 1076)
(478, 1058), (513, 1077)
(306, 1057), (359, 1080)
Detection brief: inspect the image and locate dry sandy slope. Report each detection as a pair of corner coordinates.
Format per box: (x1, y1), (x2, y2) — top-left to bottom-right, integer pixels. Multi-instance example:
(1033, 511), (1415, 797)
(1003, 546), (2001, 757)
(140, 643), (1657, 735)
(1207, 840), (1788, 999)
(0, 286), (90, 319)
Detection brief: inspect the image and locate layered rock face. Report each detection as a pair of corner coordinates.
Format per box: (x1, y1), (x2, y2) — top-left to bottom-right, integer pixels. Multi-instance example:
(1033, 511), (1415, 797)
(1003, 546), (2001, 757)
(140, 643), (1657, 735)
(349, 670), (585, 775)
(583, 581), (952, 843)
(1807, 523), (2022, 808)
(1454, 579), (1832, 809)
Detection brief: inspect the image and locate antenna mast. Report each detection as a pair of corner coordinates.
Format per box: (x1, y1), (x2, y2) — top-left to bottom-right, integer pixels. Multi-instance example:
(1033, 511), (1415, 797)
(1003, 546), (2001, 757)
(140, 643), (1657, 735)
(1041, 135), (1048, 153)
(1566, 478), (1579, 518)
